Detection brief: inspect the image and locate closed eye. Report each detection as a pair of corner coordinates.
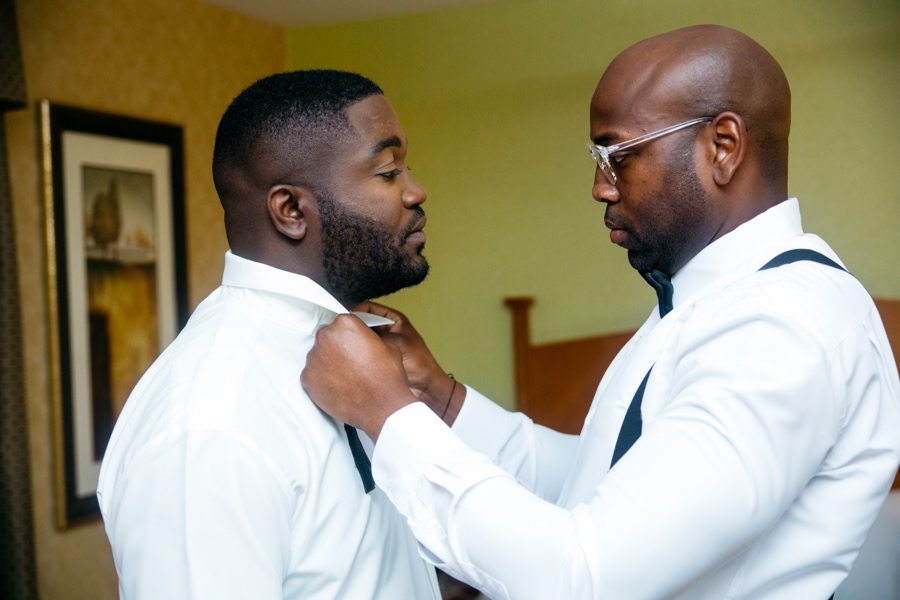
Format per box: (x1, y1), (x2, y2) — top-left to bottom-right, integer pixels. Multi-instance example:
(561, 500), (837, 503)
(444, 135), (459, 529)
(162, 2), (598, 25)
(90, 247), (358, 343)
(609, 152), (629, 167)
(378, 168), (403, 181)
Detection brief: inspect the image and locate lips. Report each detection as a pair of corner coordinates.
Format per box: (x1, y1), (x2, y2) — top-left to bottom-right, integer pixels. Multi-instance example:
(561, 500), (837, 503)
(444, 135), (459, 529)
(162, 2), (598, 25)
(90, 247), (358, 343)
(407, 216), (425, 235)
(404, 215), (427, 245)
(604, 217), (631, 247)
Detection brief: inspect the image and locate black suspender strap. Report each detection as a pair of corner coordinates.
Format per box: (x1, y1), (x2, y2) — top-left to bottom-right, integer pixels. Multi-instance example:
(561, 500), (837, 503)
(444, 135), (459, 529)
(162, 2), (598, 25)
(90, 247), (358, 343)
(345, 424), (375, 493)
(609, 248), (848, 470)
(758, 248), (846, 273)
(609, 367), (652, 468)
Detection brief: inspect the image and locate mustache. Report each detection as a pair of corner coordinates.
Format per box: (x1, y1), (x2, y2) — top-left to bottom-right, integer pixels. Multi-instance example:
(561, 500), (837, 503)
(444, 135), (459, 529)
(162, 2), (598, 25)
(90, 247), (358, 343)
(604, 208), (629, 232)
(400, 206), (426, 238)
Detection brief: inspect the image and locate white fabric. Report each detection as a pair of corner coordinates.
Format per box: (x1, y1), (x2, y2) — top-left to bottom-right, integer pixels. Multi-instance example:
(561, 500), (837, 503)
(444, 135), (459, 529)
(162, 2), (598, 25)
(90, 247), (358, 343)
(834, 490), (900, 599)
(373, 199), (900, 600)
(98, 252), (439, 600)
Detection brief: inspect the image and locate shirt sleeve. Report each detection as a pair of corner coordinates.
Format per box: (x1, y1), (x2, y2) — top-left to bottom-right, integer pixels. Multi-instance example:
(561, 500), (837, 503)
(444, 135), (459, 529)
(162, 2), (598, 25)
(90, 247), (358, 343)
(372, 309), (841, 600)
(452, 386), (579, 501)
(108, 431), (292, 600)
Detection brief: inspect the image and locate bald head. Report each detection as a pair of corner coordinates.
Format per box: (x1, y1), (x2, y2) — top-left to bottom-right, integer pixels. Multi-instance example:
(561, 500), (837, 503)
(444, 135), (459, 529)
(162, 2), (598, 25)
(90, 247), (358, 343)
(595, 25), (791, 191)
(590, 26), (794, 275)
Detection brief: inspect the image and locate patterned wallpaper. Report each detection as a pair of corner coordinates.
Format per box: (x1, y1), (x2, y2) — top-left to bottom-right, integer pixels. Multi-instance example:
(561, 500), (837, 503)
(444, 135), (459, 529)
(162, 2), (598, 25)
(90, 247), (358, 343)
(5, 0), (285, 597)
(0, 0), (25, 108)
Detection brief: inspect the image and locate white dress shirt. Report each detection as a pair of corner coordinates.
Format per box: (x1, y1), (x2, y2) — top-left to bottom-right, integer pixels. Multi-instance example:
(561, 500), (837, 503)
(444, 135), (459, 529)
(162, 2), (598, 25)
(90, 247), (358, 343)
(98, 252), (440, 599)
(373, 199), (900, 599)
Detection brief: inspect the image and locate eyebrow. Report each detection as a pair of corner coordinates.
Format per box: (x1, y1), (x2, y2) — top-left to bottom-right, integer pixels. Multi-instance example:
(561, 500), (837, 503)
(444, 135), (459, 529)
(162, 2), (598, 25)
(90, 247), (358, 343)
(368, 135), (404, 159)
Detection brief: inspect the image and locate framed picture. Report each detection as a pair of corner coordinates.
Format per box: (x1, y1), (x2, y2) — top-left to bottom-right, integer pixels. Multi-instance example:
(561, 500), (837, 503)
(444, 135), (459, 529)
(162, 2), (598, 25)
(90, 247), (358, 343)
(39, 101), (187, 529)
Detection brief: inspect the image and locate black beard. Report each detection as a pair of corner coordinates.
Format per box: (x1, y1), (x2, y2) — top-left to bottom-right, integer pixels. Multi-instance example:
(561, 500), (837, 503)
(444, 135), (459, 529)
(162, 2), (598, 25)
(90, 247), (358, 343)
(316, 187), (429, 306)
(626, 136), (711, 275)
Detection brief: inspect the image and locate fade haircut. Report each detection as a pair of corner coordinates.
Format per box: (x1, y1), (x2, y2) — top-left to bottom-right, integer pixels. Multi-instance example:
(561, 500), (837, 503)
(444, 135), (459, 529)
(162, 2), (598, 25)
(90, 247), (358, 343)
(212, 70), (383, 200)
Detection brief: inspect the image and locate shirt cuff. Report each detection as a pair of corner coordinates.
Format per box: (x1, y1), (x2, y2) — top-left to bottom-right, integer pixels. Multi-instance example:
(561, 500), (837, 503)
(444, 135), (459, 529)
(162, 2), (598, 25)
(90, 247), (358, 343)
(371, 402), (572, 600)
(452, 385), (511, 438)
(373, 401), (500, 492)
(371, 402), (511, 551)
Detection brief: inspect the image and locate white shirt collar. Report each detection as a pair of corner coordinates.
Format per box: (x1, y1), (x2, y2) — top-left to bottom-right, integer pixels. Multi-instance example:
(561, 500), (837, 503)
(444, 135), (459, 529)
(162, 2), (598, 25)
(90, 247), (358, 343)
(221, 251), (393, 327)
(671, 197), (804, 308)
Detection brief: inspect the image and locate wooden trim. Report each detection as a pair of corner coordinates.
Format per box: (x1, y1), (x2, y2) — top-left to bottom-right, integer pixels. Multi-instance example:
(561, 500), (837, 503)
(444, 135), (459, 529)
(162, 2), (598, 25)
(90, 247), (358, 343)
(874, 298), (900, 370)
(504, 296), (534, 415)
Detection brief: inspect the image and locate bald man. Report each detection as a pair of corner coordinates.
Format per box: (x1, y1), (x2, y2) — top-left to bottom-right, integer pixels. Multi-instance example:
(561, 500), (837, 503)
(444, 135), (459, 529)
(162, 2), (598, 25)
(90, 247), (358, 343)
(301, 27), (900, 599)
(97, 71), (441, 599)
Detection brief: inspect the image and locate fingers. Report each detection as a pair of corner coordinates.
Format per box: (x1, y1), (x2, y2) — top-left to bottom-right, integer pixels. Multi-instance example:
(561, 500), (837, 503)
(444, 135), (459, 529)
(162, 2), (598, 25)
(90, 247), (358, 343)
(352, 300), (404, 321)
(321, 312), (373, 339)
(306, 315), (375, 382)
(303, 313), (418, 439)
(314, 314), (405, 371)
(336, 307), (440, 402)
(352, 301), (412, 331)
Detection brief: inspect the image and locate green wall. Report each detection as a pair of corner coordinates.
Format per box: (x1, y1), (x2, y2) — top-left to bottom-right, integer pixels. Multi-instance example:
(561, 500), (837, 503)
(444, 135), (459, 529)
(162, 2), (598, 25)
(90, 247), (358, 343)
(288, 0), (900, 407)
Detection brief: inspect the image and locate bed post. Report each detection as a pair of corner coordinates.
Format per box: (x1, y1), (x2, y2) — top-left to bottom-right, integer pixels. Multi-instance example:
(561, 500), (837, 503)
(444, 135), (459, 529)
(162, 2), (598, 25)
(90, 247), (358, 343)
(503, 296), (534, 414)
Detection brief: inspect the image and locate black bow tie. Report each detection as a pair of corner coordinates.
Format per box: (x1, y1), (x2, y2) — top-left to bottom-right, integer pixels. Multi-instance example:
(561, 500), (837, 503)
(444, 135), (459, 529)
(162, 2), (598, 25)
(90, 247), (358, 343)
(642, 270), (674, 318)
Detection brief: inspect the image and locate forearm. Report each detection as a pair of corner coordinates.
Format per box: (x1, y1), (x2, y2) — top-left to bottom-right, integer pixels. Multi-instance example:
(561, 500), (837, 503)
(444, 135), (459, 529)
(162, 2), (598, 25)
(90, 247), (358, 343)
(372, 403), (579, 599)
(452, 387), (578, 499)
(375, 404), (630, 599)
(372, 368), (835, 600)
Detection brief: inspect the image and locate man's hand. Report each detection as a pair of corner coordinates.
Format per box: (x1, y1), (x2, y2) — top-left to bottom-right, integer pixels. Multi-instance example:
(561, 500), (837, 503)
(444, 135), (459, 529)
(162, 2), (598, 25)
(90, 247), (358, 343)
(301, 314), (419, 440)
(354, 301), (460, 416)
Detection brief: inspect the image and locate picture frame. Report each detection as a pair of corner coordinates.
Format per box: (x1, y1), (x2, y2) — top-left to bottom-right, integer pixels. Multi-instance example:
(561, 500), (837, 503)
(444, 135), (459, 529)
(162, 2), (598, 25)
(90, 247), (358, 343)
(39, 100), (187, 529)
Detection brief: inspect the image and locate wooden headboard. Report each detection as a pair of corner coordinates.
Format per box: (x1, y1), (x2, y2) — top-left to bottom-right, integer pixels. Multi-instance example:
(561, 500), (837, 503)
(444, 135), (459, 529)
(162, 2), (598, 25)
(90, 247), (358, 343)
(505, 296), (900, 488)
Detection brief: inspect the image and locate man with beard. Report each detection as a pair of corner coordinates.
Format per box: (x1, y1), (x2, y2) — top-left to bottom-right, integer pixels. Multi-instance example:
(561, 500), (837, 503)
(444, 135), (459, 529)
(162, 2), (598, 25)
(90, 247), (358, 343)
(300, 26), (900, 599)
(97, 70), (441, 599)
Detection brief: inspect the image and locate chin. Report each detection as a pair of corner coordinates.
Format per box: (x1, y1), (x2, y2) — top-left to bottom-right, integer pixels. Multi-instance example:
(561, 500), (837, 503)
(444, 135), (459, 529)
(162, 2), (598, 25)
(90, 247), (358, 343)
(407, 257), (430, 284)
(405, 246), (427, 266)
(627, 251), (652, 273)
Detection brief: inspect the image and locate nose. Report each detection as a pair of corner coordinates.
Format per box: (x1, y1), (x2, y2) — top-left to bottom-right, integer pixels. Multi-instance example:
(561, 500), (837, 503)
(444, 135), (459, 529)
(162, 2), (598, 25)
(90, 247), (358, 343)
(592, 167), (619, 204)
(402, 172), (427, 208)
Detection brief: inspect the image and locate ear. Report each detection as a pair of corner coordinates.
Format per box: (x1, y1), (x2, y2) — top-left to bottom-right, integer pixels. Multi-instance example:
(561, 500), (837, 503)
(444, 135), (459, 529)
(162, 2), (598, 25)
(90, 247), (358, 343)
(267, 184), (312, 240)
(707, 112), (746, 187)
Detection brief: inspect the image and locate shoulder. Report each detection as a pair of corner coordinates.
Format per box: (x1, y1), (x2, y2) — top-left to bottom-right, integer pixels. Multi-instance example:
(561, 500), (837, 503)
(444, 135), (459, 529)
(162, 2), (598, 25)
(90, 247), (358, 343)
(688, 248), (875, 354)
(105, 303), (325, 486)
(744, 254), (874, 348)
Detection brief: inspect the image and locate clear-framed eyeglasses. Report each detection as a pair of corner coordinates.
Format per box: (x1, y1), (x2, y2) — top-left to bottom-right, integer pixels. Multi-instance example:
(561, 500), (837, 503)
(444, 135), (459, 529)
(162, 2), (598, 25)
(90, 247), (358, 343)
(587, 117), (713, 185)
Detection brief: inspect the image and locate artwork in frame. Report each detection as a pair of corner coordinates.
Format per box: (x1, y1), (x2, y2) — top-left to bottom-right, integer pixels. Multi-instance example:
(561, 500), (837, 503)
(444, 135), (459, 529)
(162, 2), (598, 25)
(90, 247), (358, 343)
(39, 100), (187, 529)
